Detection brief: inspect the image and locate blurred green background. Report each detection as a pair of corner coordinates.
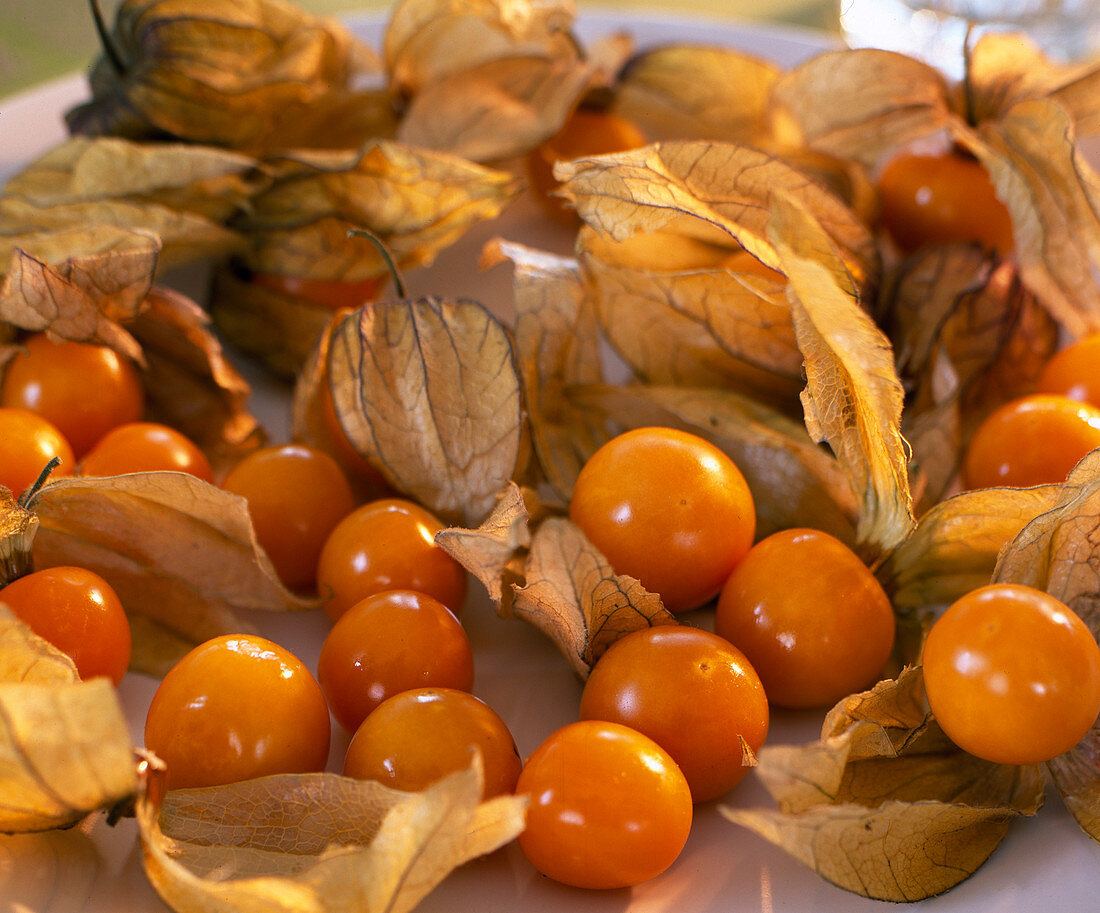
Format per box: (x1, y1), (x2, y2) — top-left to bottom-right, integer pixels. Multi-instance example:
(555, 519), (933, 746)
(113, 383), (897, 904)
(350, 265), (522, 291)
(0, 0), (837, 99)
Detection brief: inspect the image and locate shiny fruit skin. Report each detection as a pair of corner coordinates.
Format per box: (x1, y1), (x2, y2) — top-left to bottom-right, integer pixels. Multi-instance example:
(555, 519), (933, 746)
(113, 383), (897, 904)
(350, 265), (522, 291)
(79, 422), (213, 482)
(343, 687), (521, 798)
(963, 394), (1100, 489)
(515, 720), (693, 890)
(569, 426), (756, 612)
(526, 107), (647, 226)
(0, 566), (131, 684)
(715, 528), (895, 709)
(922, 583), (1100, 765)
(0, 407), (74, 497)
(316, 589), (474, 733)
(1035, 334), (1100, 408)
(580, 626), (769, 802)
(144, 634), (331, 790)
(221, 443), (356, 590)
(877, 152), (1014, 255)
(251, 273), (383, 310)
(316, 498), (467, 621)
(1, 334), (144, 457)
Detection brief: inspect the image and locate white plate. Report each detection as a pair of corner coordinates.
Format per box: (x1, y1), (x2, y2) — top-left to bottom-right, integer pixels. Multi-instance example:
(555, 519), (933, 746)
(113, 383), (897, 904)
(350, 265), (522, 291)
(2, 9), (1099, 913)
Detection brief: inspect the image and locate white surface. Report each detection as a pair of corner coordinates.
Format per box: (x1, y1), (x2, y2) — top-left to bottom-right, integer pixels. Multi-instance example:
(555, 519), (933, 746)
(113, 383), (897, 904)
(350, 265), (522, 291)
(2, 9), (1099, 913)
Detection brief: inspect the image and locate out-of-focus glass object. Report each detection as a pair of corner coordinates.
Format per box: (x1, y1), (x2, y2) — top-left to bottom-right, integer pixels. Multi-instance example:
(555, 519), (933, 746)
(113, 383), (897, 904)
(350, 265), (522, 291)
(838, 0), (1100, 77)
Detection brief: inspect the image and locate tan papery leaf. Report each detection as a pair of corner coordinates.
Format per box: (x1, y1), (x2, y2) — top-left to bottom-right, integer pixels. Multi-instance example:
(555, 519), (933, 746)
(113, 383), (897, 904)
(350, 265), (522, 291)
(483, 237), (606, 500)
(0, 628), (136, 832)
(612, 44), (779, 142)
(723, 668), (1044, 901)
(768, 48), (953, 168)
(137, 759), (526, 913)
(888, 248), (1059, 506)
(327, 298), (523, 525)
(570, 383), (859, 544)
(66, 0), (379, 154)
(965, 31), (1100, 133)
(129, 286), (265, 469)
(398, 55), (595, 162)
(960, 99), (1100, 337)
(26, 474), (316, 676)
(0, 606), (77, 685)
(510, 517), (674, 677)
(436, 481), (533, 609)
(0, 227), (160, 362)
(769, 192), (913, 559)
(234, 142), (521, 279)
(577, 228), (803, 405)
(0, 137), (265, 224)
(555, 140), (879, 289)
(880, 485), (1060, 615)
(385, 0), (579, 94)
(0, 198), (242, 273)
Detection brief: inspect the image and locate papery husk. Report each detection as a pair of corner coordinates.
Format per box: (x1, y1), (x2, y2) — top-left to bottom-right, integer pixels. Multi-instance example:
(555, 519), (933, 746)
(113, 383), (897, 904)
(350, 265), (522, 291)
(886, 247), (1059, 507)
(66, 0), (384, 155)
(611, 44), (779, 143)
(0, 137), (261, 270)
(0, 227), (158, 363)
(768, 192), (913, 561)
(0, 609), (137, 833)
(481, 238), (607, 502)
(211, 141), (520, 375)
(576, 227), (803, 408)
(25, 474), (317, 676)
(137, 757), (527, 913)
(385, 0), (579, 96)
(555, 140), (880, 291)
(768, 48), (954, 169)
(436, 481), (535, 612)
(326, 297), (524, 525)
(879, 484), (1061, 616)
(509, 516), (674, 677)
(957, 99), (1100, 338)
(129, 285), (267, 470)
(964, 31), (1100, 134)
(723, 668), (1045, 902)
(398, 54), (597, 162)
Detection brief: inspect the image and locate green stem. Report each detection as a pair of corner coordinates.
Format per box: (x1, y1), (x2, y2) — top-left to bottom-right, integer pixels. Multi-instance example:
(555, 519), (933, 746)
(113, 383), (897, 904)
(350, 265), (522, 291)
(18, 457), (61, 509)
(348, 228), (407, 299)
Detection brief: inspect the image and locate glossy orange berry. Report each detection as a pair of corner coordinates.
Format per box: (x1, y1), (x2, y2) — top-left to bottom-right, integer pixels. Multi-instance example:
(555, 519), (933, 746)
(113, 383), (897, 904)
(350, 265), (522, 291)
(343, 687), (521, 798)
(716, 528), (895, 709)
(144, 633), (331, 790)
(580, 626), (769, 802)
(963, 393), (1100, 489)
(922, 584), (1100, 765)
(877, 151), (1014, 255)
(569, 426), (755, 612)
(221, 443), (356, 590)
(0, 566), (131, 684)
(316, 589), (475, 733)
(0, 407), (74, 497)
(516, 720), (693, 890)
(1035, 334), (1100, 408)
(79, 422), (213, 481)
(1, 334), (144, 456)
(316, 498), (467, 621)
